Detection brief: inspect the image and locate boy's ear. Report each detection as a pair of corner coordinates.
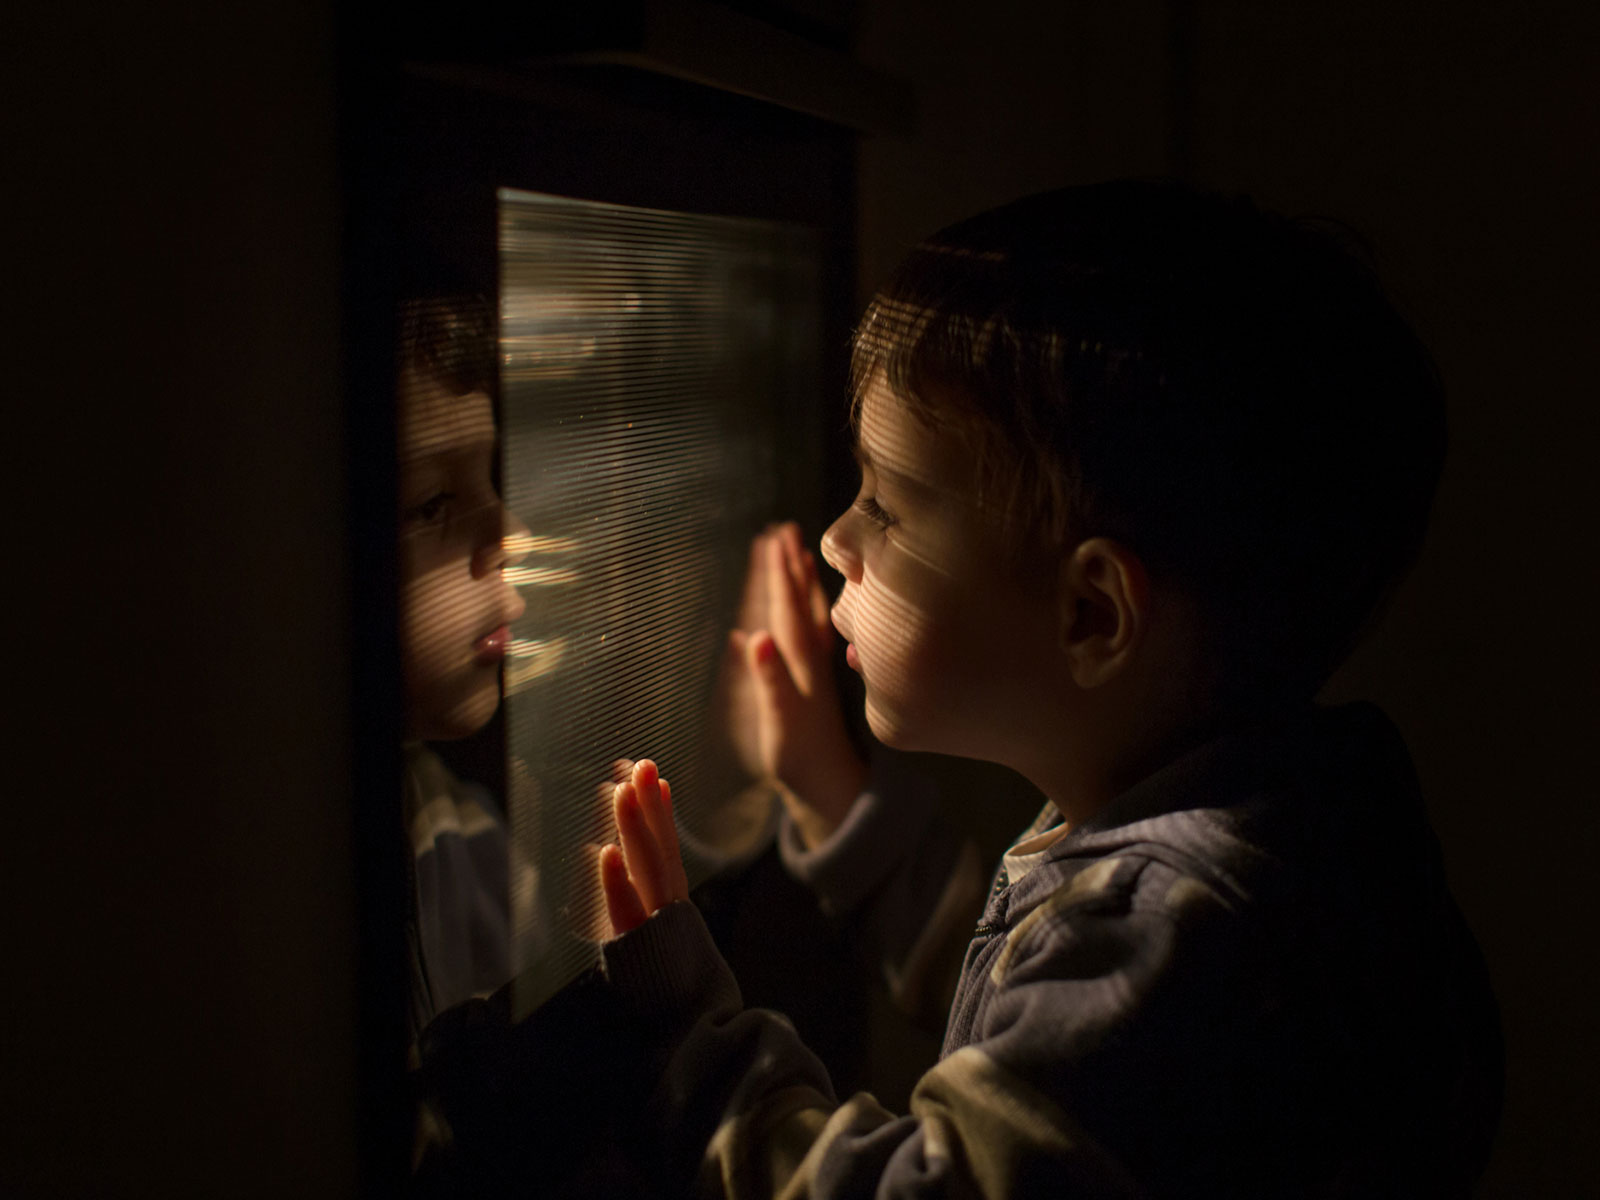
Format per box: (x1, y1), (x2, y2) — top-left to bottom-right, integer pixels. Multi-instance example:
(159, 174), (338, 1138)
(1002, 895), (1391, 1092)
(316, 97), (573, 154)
(1056, 538), (1149, 689)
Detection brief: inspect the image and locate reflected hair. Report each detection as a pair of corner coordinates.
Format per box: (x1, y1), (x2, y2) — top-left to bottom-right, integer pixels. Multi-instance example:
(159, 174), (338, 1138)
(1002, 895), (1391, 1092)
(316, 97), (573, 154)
(398, 294), (495, 398)
(851, 180), (1446, 702)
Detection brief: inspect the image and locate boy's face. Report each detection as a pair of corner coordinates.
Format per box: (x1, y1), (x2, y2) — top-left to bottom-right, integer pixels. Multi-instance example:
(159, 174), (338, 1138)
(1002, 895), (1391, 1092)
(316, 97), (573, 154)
(398, 367), (527, 741)
(821, 374), (1060, 761)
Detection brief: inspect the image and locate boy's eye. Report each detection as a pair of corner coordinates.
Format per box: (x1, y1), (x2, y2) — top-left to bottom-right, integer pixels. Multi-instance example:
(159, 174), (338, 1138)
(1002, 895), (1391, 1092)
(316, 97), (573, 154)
(407, 491), (455, 524)
(854, 495), (896, 529)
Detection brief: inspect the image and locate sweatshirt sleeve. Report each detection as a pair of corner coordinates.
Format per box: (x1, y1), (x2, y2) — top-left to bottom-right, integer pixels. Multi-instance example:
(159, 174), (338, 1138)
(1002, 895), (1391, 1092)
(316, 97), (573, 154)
(775, 784), (990, 1030)
(598, 859), (1221, 1200)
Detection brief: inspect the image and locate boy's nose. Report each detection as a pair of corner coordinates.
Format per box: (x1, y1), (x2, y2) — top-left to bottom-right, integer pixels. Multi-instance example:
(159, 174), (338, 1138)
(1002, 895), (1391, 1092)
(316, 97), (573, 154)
(472, 503), (532, 578)
(500, 508), (533, 568)
(820, 512), (862, 584)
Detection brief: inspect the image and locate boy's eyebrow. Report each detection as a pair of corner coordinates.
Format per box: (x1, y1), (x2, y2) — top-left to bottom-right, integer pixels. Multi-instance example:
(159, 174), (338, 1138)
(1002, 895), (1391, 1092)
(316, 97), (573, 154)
(852, 439), (925, 492)
(399, 430), (499, 469)
(852, 440), (891, 481)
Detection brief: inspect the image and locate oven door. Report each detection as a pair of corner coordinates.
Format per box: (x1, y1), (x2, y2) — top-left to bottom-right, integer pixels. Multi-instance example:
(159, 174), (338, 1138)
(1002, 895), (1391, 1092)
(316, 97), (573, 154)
(358, 46), (868, 1039)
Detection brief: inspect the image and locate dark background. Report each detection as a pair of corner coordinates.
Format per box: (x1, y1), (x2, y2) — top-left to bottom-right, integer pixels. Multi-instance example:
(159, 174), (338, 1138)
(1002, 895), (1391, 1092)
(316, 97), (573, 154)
(7, 1), (1596, 1194)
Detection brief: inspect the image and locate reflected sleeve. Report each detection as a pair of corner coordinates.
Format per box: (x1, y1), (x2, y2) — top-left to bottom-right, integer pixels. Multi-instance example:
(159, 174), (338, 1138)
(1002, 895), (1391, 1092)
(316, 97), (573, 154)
(777, 784), (989, 1030)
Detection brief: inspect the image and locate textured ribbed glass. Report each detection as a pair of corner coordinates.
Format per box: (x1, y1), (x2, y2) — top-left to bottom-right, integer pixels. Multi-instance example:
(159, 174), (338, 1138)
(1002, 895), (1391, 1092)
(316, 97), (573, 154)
(498, 188), (823, 1015)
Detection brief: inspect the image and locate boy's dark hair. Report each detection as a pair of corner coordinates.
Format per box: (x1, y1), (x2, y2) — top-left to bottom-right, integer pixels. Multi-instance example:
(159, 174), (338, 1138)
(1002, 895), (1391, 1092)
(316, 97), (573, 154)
(398, 294), (496, 398)
(852, 180), (1446, 704)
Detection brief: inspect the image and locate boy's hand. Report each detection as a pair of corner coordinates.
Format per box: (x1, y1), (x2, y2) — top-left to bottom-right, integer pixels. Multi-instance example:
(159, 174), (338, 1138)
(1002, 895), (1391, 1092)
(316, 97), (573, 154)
(598, 759), (690, 937)
(729, 523), (867, 849)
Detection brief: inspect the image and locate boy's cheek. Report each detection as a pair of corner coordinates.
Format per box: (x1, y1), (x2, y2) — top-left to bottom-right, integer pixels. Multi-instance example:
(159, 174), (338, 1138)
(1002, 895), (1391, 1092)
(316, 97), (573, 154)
(399, 569), (473, 687)
(852, 568), (952, 685)
(830, 583), (856, 635)
(399, 530), (461, 583)
(864, 537), (967, 625)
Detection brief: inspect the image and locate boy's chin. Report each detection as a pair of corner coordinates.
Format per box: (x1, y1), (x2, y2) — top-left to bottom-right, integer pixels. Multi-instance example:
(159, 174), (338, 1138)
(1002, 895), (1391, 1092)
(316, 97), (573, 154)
(865, 696), (1003, 762)
(862, 700), (921, 753)
(409, 681), (501, 742)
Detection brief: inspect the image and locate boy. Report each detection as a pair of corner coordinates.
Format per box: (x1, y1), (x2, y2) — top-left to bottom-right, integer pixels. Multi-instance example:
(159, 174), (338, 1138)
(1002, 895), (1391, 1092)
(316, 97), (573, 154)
(397, 295), (533, 1039)
(594, 181), (1503, 1197)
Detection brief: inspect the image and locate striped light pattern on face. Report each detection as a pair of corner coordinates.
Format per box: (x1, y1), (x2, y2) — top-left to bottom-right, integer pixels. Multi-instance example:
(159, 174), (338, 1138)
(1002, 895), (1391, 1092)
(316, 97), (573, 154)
(822, 373), (1060, 769)
(497, 188), (822, 1015)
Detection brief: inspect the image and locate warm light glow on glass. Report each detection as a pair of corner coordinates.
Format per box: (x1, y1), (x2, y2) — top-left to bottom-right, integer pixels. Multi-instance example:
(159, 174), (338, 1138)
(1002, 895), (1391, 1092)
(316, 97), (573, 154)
(498, 188), (823, 1015)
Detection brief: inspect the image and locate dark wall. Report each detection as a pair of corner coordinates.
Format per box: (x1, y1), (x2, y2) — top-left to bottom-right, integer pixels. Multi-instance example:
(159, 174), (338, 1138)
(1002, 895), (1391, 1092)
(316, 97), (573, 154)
(7, 4), (358, 1195)
(854, 1), (1599, 1194)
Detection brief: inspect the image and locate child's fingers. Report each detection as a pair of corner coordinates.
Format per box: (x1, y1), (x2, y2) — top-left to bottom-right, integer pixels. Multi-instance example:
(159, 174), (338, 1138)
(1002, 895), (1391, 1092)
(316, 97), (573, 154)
(778, 522), (807, 585)
(630, 761), (675, 876)
(655, 777), (689, 899)
(655, 776), (682, 860)
(734, 529), (770, 630)
(783, 526), (838, 671)
(746, 630), (801, 744)
(802, 549), (833, 645)
(766, 535), (814, 690)
(780, 525), (817, 629)
(599, 844), (649, 936)
(633, 760), (674, 867)
(765, 531), (804, 637)
(613, 781), (668, 915)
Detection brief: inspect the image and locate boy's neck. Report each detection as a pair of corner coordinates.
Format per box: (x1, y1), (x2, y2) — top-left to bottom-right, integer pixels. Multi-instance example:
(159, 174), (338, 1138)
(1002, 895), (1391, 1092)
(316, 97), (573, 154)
(1026, 684), (1247, 831)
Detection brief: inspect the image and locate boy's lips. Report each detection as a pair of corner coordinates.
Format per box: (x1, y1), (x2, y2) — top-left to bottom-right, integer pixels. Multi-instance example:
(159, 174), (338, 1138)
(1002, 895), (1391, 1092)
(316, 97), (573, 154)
(832, 608), (861, 672)
(473, 625), (512, 663)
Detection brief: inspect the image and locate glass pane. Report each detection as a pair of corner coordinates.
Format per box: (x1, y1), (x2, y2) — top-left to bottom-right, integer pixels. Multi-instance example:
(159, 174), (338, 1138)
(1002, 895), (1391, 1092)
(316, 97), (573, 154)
(497, 188), (824, 1015)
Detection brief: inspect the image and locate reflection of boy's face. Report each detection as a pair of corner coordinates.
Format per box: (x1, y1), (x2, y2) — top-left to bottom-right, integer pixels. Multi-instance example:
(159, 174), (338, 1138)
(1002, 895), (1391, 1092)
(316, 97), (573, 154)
(822, 374), (1059, 762)
(398, 366), (527, 741)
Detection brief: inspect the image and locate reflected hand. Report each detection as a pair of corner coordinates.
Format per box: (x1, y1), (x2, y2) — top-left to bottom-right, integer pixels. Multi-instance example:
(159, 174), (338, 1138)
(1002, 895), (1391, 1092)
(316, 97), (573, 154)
(598, 759), (689, 937)
(729, 522), (866, 849)
(566, 760), (640, 943)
